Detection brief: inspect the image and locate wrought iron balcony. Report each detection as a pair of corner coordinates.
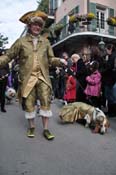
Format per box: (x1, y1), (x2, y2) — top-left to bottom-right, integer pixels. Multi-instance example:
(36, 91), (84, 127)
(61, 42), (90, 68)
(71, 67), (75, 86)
(51, 19), (116, 46)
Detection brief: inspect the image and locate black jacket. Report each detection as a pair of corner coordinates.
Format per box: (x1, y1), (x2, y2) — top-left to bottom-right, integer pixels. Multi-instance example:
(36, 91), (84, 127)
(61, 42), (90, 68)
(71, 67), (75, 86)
(102, 51), (116, 86)
(0, 64), (9, 79)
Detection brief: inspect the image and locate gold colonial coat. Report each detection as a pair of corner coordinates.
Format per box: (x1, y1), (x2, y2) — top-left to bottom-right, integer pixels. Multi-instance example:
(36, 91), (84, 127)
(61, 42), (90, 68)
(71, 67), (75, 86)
(59, 102), (95, 123)
(0, 34), (62, 99)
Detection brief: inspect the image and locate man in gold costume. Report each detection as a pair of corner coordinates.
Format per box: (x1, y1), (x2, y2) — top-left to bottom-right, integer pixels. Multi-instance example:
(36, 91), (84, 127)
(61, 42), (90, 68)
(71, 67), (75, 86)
(0, 10), (67, 140)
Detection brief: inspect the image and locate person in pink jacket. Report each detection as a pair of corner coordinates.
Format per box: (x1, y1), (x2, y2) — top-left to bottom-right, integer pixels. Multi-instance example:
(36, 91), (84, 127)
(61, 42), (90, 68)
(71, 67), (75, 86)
(84, 61), (102, 108)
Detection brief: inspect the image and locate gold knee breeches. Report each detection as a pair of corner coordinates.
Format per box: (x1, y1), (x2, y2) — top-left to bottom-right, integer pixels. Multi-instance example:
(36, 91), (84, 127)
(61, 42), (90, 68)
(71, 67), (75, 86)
(24, 80), (51, 112)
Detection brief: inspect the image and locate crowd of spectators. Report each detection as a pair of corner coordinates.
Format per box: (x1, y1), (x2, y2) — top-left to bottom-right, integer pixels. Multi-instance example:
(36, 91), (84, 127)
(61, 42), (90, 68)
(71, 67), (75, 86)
(50, 44), (116, 117)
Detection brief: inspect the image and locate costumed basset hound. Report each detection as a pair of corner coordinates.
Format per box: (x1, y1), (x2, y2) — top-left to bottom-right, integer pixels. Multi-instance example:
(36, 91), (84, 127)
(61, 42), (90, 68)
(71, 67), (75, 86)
(59, 102), (110, 134)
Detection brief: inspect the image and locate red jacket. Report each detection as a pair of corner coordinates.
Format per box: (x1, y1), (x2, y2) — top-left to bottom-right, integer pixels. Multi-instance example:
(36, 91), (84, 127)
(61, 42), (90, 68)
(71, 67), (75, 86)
(63, 75), (76, 102)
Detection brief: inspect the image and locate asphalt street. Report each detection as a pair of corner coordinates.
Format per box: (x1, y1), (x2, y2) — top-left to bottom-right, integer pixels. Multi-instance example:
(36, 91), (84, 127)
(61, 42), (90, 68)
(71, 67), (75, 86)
(0, 99), (116, 175)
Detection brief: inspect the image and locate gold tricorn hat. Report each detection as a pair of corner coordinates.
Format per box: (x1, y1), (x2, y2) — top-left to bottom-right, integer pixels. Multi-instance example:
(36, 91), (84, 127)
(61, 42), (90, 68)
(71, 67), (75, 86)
(19, 10), (48, 24)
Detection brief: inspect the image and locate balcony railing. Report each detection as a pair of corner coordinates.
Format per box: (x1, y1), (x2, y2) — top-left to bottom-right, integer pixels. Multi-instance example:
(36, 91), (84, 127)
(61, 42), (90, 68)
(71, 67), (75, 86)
(52, 19), (116, 44)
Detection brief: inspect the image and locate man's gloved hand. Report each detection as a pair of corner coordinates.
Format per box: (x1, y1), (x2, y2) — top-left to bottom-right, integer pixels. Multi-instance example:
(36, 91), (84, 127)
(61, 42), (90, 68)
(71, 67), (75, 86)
(22, 97), (26, 111)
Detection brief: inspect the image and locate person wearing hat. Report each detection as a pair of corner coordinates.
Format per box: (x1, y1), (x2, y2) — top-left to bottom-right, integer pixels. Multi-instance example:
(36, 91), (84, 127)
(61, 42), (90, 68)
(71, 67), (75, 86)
(0, 10), (67, 140)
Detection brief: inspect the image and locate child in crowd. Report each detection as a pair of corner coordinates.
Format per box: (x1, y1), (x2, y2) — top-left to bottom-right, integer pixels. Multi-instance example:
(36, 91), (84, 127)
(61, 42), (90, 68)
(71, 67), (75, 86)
(84, 61), (102, 108)
(63, 68), (77, 105)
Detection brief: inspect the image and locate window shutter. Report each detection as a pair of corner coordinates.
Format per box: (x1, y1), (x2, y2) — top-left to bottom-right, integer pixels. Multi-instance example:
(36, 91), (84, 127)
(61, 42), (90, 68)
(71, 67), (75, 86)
(60, 16), (67, 37)
(109, 8), (114, 35)
(89, 3), (97, 31)
(75, 6), (79, 14)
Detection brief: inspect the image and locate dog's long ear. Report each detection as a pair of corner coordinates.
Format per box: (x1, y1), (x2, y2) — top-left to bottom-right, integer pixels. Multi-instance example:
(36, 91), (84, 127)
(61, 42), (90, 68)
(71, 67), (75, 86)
(106, 120), (110, 128)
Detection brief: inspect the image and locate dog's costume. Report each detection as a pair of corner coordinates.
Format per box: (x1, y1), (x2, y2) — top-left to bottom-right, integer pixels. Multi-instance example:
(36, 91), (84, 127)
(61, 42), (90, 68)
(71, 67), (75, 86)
(59, 102), (95, 122)
(59, 102), (110, 134)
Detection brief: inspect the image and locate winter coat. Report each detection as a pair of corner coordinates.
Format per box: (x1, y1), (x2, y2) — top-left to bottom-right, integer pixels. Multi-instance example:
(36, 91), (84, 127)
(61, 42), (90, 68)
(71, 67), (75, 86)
(0, 64), (9, 80)
(71, 58), (87, 88)
(84, 70), (101, 97)
(63, 75), (76, 102)
(102, 51), (116, 86)
(0, 34), (62, 99)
